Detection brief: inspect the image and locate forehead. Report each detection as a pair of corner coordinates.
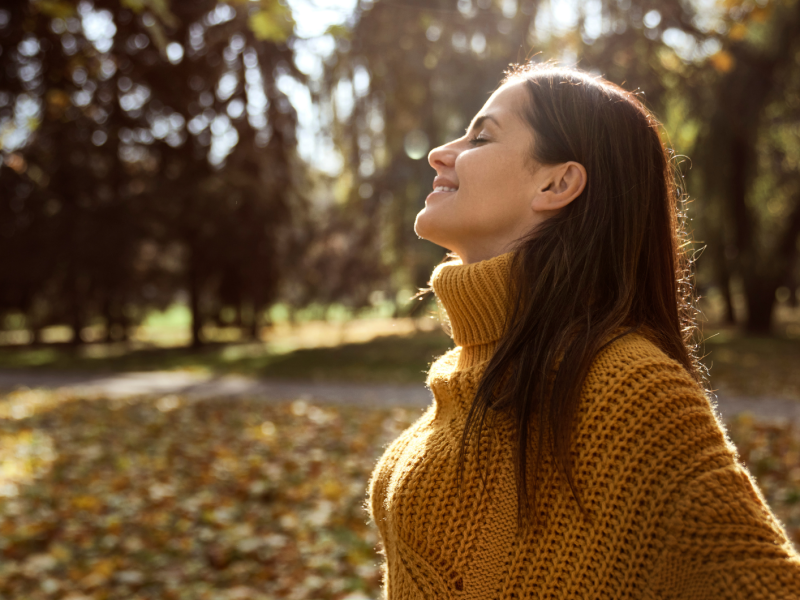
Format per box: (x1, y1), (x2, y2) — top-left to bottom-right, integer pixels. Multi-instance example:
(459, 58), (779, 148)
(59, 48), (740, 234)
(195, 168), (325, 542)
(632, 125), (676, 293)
(480, 80), (528, 121)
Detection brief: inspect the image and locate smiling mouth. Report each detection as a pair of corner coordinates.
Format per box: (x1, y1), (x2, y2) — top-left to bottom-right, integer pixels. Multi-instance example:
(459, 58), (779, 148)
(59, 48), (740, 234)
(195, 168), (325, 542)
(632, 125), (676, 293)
(426, 187), (456, 202)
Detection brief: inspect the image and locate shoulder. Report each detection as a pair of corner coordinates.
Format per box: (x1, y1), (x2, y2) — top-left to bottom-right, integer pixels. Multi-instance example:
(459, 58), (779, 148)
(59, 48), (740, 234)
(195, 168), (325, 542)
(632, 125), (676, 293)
(584, 329), (706, 401)
(574, 330), (740, 503)
(576, 329), (728, 453)
(594, 327), (689, 372)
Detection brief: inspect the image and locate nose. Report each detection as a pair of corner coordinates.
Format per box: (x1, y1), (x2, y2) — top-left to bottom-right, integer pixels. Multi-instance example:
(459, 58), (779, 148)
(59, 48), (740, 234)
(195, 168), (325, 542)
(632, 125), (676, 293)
(428, 140), (457, 172)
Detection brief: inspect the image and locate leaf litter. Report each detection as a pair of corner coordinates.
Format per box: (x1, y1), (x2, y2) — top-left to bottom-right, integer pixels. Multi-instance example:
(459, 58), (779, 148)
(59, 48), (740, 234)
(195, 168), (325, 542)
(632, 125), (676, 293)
(0, 388), (797, 599)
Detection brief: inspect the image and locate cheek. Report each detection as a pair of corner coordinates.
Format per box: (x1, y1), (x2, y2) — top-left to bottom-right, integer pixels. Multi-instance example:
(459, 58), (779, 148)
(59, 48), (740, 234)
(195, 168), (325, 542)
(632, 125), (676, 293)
(458, 157), (529, 220)
(457, 149), (521, 195)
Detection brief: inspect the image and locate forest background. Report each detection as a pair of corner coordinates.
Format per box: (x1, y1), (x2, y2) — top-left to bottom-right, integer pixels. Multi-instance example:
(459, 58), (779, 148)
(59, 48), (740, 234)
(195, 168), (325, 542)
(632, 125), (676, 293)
(1, 0), (799, 350)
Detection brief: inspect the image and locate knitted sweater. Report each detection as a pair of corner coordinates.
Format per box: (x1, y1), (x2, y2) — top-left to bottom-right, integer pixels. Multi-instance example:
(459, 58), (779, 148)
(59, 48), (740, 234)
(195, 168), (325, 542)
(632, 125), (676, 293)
(367, 251), (800, 599)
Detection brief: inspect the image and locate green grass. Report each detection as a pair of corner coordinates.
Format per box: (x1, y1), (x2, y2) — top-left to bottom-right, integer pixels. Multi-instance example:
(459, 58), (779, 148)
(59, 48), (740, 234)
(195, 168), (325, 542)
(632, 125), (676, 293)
(0, 330), (454, 385)
(140, 304), (192, 329)
(0, 323), (798, 398)
(252, 331), (452, 383)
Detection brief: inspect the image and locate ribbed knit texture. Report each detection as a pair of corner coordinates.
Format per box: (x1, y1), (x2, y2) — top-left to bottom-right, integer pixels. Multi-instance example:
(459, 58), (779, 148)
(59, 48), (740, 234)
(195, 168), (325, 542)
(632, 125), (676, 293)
(367, 252), (800, 599)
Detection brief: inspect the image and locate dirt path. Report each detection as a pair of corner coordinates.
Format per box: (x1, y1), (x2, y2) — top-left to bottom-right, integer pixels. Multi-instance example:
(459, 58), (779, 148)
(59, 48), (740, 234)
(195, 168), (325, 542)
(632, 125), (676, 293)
(0, 369), (799, 424)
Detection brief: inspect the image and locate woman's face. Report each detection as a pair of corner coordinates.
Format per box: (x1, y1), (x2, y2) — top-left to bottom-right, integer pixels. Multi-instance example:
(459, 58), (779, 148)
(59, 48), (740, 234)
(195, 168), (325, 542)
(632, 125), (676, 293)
(415, 80), (569, 264)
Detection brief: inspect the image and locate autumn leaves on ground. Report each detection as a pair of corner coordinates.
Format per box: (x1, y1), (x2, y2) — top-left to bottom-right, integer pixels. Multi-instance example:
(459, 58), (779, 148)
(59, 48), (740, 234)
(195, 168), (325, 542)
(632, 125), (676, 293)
(1, 391), (799, 599)
(0, 389), (424, 600)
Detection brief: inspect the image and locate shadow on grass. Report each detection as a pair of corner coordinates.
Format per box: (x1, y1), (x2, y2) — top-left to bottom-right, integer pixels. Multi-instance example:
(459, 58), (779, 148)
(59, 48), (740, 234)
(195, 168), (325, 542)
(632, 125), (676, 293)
(700, 332), (800, 399)
(0, 331), (455, 385)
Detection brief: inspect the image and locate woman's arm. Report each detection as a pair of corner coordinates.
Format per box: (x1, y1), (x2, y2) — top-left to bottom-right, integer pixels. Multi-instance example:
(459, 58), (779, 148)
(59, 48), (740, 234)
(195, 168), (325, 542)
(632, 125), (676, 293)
(583, 336), (800, 596)
(643, 392), (800, 597)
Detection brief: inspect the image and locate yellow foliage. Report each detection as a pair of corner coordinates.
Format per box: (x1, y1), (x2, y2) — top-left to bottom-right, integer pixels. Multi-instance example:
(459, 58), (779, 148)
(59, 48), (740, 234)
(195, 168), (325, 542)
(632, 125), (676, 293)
(325, 24), (352, 41)
(658, 49), (681, 72)
(248, 5), (294, 43)
(710, 50), (736, 73)
(32, 0), (75, 19)
(73, 495), (101, 511)
(0, 388), (63, 419)
(322, 479), (344, 500)
(50, 543), (72, 562)
(92, 558), (117, 577)
(750, 6), (772, 22)
(728, 22), (748, 41)
(0, 429), (56, 489)
(121, 0), (179, 27)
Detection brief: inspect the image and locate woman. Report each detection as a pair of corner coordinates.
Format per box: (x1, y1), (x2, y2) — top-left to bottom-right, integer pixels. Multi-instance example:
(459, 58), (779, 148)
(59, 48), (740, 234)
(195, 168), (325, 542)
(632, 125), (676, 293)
(367, 62), (800, 598)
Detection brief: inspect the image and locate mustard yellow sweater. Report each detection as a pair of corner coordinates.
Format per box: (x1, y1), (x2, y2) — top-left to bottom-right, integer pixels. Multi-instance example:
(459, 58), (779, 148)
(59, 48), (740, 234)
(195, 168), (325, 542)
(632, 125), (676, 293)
(367, 252), (800, 599)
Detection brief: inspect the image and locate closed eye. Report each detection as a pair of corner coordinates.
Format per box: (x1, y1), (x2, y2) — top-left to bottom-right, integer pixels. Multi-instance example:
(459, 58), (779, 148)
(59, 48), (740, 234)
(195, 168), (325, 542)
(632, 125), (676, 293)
(468, 135), (489, 146)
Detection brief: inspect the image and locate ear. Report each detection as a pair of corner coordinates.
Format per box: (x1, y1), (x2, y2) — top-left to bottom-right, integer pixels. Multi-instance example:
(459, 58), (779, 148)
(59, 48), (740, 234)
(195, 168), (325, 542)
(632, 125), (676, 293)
(530, 161), (587, 213)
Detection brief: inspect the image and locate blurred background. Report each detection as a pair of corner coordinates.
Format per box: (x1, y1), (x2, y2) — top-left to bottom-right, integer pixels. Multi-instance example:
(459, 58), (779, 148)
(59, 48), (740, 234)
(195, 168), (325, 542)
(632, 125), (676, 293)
(0, 0), (799, 599)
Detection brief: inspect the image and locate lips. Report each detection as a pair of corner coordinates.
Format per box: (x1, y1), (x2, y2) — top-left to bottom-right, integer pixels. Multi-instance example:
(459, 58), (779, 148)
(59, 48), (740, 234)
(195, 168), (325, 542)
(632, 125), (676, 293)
(432, 175), (459, 191)
(426, 187), (457, 203)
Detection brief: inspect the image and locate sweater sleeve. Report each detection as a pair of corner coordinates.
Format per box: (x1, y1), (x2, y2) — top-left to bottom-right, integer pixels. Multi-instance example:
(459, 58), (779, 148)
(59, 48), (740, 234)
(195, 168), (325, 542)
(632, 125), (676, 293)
(644, 383), (800, 598)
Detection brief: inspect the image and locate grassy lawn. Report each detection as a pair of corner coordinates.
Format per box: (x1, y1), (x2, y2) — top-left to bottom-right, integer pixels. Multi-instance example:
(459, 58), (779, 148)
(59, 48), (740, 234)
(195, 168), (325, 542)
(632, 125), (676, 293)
(0, 320), (454, 385)
(0, 389), (797, 600)
(0, 318), (798, 398)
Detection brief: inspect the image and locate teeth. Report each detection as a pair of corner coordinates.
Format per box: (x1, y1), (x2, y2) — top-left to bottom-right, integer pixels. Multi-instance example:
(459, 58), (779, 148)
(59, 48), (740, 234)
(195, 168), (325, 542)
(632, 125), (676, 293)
(433, 186), (458, 192)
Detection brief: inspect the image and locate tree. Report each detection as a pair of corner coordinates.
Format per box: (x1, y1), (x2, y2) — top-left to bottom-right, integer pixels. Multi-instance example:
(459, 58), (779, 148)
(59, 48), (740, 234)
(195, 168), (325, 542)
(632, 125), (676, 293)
(324, 0), (800, 332)
(688, 0), (800, 332)
(0, 0), (308, 346)
(322, 0), (705, 294)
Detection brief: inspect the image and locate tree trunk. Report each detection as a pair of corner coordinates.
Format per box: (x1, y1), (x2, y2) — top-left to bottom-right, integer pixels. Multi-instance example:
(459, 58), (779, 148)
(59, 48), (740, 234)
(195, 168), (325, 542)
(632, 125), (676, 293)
(721, 277), (736, 325)
(248, 301), (260, 340)
(102, 295), (114, 343)
(696, 2), (800, 335)
(189, 252), (203, 348)
(69, 278), (85, 346)
(743, 276), (776, 333)
(713, 241), (736, 325)
(119, 304), (130, 342)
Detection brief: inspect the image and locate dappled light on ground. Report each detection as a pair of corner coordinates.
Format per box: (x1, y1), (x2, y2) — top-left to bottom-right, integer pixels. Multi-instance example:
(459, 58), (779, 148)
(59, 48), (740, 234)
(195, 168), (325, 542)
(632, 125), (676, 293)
(2, 320), (800, 399)
(0, 429), (56, 498)
(0, 388), (797, 599)
(0, 318), (453, 385)
(0, 389), (423, 599)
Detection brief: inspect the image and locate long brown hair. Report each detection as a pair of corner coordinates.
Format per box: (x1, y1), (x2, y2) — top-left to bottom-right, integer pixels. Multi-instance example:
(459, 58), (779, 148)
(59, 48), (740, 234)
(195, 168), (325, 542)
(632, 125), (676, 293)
(455, 61), (707, 537)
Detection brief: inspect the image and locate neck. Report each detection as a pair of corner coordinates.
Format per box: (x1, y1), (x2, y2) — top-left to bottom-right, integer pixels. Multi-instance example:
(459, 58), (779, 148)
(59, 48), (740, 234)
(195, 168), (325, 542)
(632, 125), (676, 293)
(430, 252), (514, 370)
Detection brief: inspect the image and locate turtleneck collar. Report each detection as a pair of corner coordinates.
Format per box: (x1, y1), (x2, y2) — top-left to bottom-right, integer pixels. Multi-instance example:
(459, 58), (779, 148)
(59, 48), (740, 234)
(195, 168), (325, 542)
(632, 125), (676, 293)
(429, 251), (515, 370)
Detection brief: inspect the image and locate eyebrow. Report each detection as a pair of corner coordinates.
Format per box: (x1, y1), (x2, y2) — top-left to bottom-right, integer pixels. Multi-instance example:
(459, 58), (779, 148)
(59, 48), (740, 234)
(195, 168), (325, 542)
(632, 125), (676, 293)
(466, 113), (501, 134)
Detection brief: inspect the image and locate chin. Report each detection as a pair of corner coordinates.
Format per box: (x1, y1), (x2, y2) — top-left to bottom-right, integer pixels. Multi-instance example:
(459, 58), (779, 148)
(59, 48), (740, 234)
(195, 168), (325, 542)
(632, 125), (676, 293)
(414, 208), (452, 250)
